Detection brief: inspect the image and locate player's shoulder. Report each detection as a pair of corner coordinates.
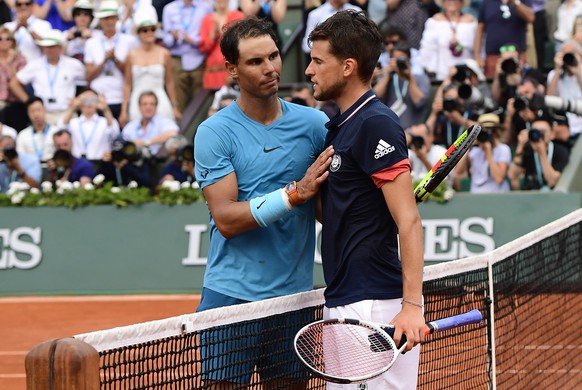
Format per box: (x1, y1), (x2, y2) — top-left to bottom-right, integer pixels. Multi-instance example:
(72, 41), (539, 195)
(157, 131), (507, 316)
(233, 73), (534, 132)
(282, 99), (329, 122)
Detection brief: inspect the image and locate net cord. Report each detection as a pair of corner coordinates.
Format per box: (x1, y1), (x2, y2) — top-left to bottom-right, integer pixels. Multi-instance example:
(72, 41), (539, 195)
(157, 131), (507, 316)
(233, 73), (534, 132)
(75, 288), (324, 352)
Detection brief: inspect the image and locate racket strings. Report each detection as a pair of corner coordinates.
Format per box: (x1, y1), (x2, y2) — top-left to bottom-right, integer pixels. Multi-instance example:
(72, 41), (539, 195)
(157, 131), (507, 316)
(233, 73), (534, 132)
(296, 323), (396, 379)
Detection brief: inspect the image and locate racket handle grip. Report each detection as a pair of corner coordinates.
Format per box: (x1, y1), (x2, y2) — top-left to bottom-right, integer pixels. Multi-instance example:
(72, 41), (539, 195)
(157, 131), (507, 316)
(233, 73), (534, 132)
(383, 310), (483, 349)
(426, 309), (483, 334)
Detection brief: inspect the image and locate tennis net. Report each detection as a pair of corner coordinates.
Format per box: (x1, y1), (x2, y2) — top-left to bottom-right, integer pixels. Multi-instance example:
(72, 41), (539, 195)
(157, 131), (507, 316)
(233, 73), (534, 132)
(71, 209), (581, 389)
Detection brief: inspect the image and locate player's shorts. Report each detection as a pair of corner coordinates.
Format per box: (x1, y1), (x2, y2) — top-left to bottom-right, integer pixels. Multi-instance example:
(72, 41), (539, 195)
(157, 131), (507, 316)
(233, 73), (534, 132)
(324, 298), (422, 390)
(197, 287), (313, 384)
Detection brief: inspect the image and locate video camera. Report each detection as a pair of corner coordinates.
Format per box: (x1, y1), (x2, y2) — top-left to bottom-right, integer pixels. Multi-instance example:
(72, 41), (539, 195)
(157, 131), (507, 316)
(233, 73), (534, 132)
(0, 147), (18, 163)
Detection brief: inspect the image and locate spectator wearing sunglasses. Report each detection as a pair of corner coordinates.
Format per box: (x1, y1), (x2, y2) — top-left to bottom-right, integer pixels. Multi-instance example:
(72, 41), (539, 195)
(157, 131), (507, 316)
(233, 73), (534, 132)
(120, 9), (181, 127)
(473, 0), (534, 78)
(4, 0), (51, 62)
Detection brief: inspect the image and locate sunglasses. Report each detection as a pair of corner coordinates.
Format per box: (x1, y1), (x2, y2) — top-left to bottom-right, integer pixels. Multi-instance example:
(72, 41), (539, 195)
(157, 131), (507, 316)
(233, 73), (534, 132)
(138, 26), (156, 33)
(384, 39), (399, 46)
(499, 44), (517, 54)
(15, 1), (33, 7)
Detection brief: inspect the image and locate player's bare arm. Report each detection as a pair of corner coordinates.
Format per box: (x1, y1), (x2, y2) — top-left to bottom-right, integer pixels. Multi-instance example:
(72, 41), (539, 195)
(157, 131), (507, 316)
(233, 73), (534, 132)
(381, 170), (426, 352)
(203, 145), (334, 239)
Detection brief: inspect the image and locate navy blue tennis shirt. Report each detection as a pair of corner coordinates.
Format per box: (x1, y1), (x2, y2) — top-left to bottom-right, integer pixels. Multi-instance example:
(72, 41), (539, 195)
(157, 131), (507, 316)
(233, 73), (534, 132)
(320, 90), (410, 308)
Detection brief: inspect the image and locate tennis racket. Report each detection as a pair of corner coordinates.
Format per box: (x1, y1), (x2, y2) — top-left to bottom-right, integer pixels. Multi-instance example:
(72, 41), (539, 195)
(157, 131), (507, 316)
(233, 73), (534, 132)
(294, 309), (482, 384)
(414, 124), (482, 204)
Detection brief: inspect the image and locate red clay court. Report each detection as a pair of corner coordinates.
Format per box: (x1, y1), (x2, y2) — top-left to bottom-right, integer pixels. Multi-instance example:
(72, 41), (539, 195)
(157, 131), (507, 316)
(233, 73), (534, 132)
(0, 294), (201, 390)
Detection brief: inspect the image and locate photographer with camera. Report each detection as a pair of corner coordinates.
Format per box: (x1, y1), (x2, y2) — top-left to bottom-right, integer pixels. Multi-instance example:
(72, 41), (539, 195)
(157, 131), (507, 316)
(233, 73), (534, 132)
(426, 80), (478, 146)
(491, 43), (525, 107)
(502, 76), (545, 146)
(98, 134), (154, 189)
(406, 122), (448, 182)
(454, 112), (512, 193)
(373, 42), (430, 129)
(46, 129), (94, 186)
(158, 135), (195, 185)
(0, 135), (41, 193)
(546, 41), (582, 141)
(508, 116), (570, 190)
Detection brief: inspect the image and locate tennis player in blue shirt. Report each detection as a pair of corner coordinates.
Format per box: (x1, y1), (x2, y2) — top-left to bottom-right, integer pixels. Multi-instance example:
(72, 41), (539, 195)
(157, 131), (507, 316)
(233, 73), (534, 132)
(306, 10), (426, 389)
(194, 17), (334, 388)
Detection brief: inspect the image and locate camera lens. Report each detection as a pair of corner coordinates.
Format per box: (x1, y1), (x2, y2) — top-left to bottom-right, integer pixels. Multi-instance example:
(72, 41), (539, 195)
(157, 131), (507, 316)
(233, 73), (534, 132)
(514, 96), (528, 112)
(458, 84), (473, 100)
(409, 135), (425, 150)
(563, 52), (578, 68)
(528, 128), (542, 142)
(452, 65), (468, 83)
(501, 57), (518, 74)
(2, 147), (18, 161)
(396, 56), (408, 71)
(477, 128), (492, 143)
(443, 97), (457, 112)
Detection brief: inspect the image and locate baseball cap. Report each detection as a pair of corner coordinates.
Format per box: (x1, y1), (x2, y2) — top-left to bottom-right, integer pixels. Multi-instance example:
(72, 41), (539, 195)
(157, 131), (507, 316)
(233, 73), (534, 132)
(478, 113), (501, 128)
(463, 59), (486, 82)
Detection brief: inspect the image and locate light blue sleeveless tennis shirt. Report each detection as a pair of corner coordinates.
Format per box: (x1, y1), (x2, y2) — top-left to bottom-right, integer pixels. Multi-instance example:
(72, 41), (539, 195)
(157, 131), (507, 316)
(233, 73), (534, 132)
(195, 99), (328, 301)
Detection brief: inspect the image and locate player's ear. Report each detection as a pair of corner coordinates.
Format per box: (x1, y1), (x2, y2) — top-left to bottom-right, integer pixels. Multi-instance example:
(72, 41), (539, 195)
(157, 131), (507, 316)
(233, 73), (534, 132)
(343, 58), (357, 78)
(225, 61), (238, 79)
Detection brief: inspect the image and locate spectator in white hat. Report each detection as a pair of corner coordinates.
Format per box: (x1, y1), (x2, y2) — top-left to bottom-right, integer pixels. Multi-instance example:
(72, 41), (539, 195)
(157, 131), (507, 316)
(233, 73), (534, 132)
(9, 29), (86, 125)
(65, 0), (94, 62)
(120, 8), (180, 127)
(84, 0), (139, 121)
(4, 0), (52, 62)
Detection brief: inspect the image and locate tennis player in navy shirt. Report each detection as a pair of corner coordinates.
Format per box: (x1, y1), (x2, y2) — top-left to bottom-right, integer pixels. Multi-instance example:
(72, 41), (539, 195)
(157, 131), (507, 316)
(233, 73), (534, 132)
(306, 10), (426, 389)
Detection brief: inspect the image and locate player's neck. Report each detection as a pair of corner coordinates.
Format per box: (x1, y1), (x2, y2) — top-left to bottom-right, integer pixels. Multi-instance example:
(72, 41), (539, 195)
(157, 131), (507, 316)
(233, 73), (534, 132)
(237, 94), (282, 126)
(334, 83), (371, 114)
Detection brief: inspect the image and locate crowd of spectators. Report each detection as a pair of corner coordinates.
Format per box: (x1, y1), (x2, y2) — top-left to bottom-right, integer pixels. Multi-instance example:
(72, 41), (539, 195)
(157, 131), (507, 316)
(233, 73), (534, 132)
(0, 0), (580, 195)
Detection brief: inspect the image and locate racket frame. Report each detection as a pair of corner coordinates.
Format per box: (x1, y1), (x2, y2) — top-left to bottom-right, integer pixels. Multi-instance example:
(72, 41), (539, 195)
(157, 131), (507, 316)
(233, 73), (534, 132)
(414, 124), (482, 204)
(293, 317), (403, 384)
(294, 310), (483, 384)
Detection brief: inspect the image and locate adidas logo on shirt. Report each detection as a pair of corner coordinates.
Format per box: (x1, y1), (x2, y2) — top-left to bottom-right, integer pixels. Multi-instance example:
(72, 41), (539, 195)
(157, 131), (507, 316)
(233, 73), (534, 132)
(374, 139), (395, 159)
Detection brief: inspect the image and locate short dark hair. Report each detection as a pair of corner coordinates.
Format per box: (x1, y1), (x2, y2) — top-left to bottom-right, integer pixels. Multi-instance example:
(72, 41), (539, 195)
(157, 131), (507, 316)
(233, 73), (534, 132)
(220, 16), (278, 65)
(26, 96), (44, 109)
(391, 42), (411, 58)
(53, 129), (72, 139)
(308, 10), (383, 84)
(138, 91), (158, 106)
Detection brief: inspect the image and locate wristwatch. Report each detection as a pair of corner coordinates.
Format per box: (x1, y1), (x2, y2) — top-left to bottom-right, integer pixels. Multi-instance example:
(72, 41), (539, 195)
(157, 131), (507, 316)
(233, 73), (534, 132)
(284, 181), (302, 207)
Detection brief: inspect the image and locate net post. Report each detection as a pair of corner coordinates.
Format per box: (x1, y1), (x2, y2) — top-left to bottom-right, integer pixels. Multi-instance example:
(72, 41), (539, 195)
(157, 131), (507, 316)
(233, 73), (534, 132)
(25, 337), (100, 390)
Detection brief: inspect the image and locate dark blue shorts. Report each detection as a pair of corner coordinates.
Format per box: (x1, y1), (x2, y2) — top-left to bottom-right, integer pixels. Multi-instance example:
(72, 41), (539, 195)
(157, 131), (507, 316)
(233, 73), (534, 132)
(196, 287), (313, 384)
